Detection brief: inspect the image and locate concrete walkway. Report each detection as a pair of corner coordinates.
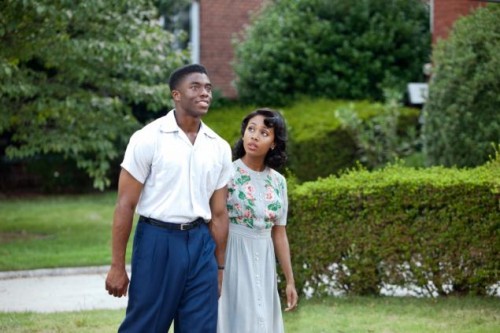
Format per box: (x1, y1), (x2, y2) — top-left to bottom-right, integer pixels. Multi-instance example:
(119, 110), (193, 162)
(0, 266), (129, 313)
(2, 265), (498, 313)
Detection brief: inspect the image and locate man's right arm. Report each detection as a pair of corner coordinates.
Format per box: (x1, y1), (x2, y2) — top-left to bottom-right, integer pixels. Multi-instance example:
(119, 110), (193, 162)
(105, 169), (143, 297)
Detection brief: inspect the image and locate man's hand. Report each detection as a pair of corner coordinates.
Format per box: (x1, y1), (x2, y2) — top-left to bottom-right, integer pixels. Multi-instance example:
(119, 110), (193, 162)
(105, 265), (130, 298)
(105, 169), (142, 298)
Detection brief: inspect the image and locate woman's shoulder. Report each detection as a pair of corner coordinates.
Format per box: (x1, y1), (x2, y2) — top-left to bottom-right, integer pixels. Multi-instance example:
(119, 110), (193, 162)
(269, 168), (286, 184)
(230, 159), (250, 180)
(232, 159), (244, 171)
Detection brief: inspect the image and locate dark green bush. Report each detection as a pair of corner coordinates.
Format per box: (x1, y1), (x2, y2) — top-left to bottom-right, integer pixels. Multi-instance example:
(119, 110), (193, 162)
(0, 154), (95, 193)
(206, 99), (420, 182)
(336, 90), (422, 170)
(278, 99), (359, 181)
(285, 160), (500, 297)
(233, 0), (430, 106)
(423, 5), (500, 167)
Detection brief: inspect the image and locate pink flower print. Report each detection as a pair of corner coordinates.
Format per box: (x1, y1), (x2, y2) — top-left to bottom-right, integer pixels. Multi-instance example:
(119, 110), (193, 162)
(265, 189), (275, 201)
(244, 184), (255, 200)
(239, 167), (249, 176)
(234, 203), (242, 212)
(266, 210), (276, 221)
(244, 210), (253, 218)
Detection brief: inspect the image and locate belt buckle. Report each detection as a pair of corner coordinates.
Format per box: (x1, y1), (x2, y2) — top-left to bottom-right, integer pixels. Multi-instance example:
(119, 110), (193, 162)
(180, 223), (190, 231)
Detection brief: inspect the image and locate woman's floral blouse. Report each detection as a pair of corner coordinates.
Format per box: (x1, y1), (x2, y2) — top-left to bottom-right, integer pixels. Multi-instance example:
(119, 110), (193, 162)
(227, 159), (288, 229)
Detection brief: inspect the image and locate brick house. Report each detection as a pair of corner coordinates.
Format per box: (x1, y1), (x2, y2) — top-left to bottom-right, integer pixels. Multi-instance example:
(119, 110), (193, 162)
(190, 0), (269, 99)
(432, 0), (486, 44)
(191, 0), (488, 98)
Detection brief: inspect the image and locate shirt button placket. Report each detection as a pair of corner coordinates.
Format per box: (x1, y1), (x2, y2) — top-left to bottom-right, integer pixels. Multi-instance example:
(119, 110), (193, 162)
(254, 250), (265, 329)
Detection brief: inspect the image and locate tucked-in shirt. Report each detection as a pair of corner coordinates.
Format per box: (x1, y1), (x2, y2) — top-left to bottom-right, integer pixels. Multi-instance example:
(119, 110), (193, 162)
(121, 110), (233, 223)
(227, 159), (288, 230)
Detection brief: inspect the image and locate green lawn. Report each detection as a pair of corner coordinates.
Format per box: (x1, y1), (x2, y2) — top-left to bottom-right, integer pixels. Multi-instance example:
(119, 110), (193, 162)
(0, 296), (499, 333)
(0, 192), (130, 271)
(284, 296), (500, 333)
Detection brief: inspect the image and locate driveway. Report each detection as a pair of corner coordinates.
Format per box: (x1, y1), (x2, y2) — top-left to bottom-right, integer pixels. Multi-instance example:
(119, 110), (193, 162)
(0, 266), (129, 313)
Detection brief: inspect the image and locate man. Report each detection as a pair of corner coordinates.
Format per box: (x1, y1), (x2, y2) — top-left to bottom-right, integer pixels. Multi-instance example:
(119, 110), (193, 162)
(105, 64), (232, 332)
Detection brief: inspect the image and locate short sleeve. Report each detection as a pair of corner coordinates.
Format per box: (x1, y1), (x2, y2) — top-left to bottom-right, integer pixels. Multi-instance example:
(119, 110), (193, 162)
(215, 141), (234, 190)
(277, 175), (288, 226)
(120, 129), (155, 184)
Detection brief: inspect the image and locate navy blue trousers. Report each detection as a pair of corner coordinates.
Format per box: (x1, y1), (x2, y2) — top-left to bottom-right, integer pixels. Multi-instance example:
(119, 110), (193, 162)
(118, 220), (218, 333)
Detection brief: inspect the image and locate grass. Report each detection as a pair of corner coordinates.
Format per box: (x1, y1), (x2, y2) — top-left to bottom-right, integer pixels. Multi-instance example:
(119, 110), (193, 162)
(283, 296), (500, 333)
(0, 309), (125, 333)
(0, 297), (499, 332)
(0, 192), (133, 271)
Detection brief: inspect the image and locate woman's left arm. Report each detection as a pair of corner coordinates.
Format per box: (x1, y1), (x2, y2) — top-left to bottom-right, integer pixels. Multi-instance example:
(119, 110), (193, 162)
(272, 225), (298, 311)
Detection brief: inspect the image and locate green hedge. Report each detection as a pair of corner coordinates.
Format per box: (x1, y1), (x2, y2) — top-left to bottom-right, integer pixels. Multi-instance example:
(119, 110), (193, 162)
(286, 158), (500, 297)
(206, 99), (420, 182)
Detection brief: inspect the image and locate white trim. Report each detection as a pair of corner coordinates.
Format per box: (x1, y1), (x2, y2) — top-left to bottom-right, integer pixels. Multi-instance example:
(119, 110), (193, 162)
(430, 0), (434, 34)
(190, 1), (200, 64)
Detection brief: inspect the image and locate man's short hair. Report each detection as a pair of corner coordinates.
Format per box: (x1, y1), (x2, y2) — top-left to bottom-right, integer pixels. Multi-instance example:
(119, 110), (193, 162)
(168, 64), (209, 91)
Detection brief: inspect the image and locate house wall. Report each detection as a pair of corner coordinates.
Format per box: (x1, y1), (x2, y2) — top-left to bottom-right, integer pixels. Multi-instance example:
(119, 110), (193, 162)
(432, 0), (485, 44)
(199, 0), (267, 98)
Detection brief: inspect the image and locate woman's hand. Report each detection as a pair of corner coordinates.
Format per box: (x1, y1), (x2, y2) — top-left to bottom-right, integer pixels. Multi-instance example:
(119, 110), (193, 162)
(284, 283), (298, 311)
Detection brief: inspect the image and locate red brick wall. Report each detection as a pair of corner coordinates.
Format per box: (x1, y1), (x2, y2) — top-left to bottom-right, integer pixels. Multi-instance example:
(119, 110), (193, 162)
(433, 0), (485, 44)
(199, 0), (267, 98)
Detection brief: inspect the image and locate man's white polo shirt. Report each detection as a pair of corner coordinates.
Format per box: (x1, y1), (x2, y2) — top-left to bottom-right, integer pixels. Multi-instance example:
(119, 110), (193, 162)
(121, 110), (233, 223)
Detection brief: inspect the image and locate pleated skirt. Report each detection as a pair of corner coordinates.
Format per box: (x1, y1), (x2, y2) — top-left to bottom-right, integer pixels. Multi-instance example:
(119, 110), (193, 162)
(217, 223), (284, 333)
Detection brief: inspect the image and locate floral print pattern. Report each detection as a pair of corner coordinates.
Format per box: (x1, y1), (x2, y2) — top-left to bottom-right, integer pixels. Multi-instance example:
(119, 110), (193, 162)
(227, 159), (287, 229)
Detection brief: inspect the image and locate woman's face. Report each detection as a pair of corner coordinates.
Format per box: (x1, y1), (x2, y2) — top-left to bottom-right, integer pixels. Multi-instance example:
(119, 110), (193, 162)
(243, 115), (275, 158)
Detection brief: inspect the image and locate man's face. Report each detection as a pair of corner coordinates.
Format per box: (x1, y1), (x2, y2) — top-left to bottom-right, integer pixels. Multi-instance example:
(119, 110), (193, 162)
(172, 72), (212, 117)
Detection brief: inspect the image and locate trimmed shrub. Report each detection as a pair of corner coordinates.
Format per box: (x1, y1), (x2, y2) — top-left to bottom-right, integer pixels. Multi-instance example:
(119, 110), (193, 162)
(423, 5), (500, 167)
(233, 0), (430, 106)
(285, 160), (500, 297)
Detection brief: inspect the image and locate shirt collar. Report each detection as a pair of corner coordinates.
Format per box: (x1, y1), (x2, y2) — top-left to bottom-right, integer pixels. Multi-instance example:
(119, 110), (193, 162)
(160, 109), (217, 139)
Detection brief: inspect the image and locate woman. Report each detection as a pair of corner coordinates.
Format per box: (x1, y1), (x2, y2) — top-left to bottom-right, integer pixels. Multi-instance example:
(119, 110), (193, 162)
(217, 108), (298, 333)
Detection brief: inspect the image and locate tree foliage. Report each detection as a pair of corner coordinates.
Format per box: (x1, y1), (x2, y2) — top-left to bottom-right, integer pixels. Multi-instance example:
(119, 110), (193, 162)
(0, 0), (189, 189)
(233, 0), (430, 106)
(422, 4), (500, 167)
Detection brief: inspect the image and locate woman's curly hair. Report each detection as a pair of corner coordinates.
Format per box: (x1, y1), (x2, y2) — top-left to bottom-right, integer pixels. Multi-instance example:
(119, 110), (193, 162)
(233, 108), (288, 170)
